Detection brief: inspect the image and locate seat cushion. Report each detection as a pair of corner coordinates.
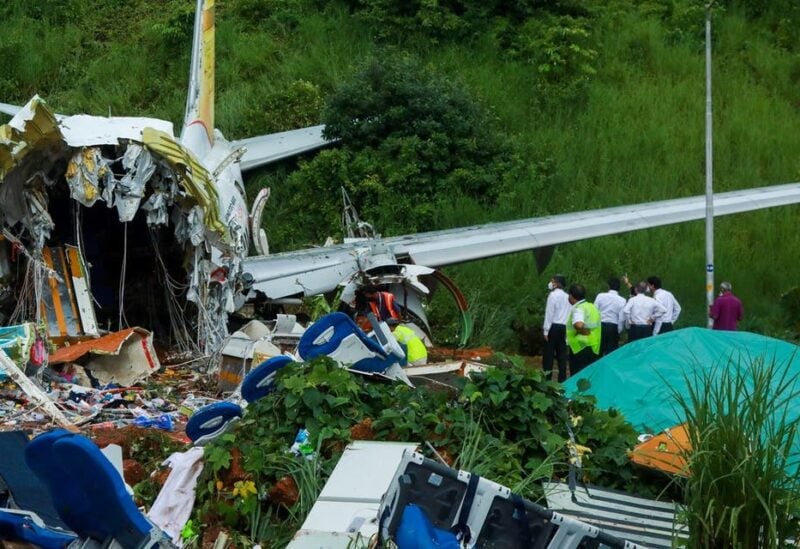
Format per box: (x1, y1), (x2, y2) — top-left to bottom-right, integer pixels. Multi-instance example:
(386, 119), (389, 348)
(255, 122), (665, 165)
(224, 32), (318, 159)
(241, 355), (295, 403)
(25, 429), (93, 537)
(299, 312), (398, 373)
(396, 504), (460, 549)
(0, 430), (68, 530)
(185, 401), (243, 445)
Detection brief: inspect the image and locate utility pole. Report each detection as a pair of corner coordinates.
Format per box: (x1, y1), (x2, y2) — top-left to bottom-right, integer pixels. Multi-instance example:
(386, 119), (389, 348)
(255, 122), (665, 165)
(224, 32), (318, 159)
(704, 4), (715, 327)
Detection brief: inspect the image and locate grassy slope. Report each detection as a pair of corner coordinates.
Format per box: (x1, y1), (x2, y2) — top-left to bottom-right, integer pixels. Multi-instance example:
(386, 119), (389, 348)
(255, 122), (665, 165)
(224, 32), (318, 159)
(1, 1), (798, 350)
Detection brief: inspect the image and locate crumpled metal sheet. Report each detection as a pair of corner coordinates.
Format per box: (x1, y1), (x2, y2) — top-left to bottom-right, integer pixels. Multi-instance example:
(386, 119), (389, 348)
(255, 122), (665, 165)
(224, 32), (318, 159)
(25, 185), (55, 250)
(141, 169), (178, 226)
(0, 96), (63, 179)
(49, 327), (161, 386)
(174, 205), (207, 247)
(65, 147), (111, 207)
(115, 144), (156, 221)
(142, 127), (227, 239)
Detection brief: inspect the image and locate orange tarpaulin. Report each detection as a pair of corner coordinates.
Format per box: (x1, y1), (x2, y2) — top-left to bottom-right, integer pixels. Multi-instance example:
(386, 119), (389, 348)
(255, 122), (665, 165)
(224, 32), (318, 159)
(629, 423), (691, 476)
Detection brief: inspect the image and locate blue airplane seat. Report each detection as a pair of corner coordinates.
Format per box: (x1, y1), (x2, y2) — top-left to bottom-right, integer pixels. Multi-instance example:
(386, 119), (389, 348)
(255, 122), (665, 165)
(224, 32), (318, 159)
(51, 434), (157, 547)
(25, 429), (95, 538)
(0, 509), (77, 549)
(241, 355), (295, 403)
(185, 401), (244, 445)
(395, 504), (460, 549)
(26, 431), (165, 547)
(298, 312), (401, 374)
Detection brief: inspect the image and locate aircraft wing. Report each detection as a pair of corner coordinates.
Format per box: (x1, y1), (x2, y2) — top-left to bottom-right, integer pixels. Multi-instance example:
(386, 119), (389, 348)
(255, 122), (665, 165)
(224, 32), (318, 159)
(233, 125), (333, 171)
(0, 102), (22, 117)
(244, 182), (800, 299)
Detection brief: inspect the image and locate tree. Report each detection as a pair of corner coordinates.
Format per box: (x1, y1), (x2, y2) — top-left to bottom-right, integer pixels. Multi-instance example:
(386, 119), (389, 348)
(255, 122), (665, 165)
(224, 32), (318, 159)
(269, 53), (512, 248)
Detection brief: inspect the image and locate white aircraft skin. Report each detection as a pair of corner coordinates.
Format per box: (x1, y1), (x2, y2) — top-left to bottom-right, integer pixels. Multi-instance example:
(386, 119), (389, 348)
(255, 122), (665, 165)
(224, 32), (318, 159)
(2, 0), (799, 350)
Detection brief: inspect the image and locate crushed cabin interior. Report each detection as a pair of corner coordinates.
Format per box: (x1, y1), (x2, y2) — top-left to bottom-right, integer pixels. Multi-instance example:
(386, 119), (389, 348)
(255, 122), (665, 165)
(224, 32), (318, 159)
(0, 139), (201, 352)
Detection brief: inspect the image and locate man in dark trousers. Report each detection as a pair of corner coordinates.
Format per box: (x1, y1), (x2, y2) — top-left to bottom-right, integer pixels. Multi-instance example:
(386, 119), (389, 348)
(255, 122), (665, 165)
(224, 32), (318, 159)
(594, 277), (626, 356)
(542, 275), (570, 381)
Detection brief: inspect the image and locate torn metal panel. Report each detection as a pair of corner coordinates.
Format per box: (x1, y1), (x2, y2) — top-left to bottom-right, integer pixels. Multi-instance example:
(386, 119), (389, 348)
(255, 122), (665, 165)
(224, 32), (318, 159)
(49, 327), (160, 386)
(58, 114), (173, 146)
(41, 247), (82, 339)
(115, 144), (157, 221)
(142, 127), (227, 238)
(65, 147), (111, 208)
(25, 185), (56, 250)
(65, 245), (99, 337)
(0, 96), (63, 178)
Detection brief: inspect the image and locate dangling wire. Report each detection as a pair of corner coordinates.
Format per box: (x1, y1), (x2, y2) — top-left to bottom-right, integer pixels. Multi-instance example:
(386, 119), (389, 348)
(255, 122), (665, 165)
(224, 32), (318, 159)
(118, 222), (129, 329)
(148, 226), (199, 354)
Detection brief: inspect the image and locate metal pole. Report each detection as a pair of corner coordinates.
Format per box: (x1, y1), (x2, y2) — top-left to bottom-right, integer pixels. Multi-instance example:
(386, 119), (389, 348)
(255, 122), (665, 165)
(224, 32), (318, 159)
(704, 7), (715, 327)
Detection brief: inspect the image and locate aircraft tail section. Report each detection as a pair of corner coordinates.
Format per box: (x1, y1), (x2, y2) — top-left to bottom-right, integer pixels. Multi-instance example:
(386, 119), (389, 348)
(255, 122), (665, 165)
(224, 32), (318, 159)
(182, 0), (215, 148)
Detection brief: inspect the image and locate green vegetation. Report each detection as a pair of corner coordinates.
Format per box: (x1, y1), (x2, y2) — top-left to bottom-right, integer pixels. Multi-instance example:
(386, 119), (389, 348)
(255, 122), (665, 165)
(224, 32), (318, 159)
(191, 356), (650, 546)
(1, 0), (799, 351)
(671, 356), (800, 547)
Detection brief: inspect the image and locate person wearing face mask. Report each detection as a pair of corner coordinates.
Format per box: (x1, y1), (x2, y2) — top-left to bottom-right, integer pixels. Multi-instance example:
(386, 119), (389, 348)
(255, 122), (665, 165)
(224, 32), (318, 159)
(647, 276), (681, 334)
(566, 283), (601, 377)
(622, 281), (668, 341)
(542, 274), (570, 381)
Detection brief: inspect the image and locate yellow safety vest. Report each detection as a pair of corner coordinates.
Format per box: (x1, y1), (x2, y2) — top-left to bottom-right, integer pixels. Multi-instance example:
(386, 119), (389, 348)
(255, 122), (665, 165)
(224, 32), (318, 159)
(566, 301), (601, 355)
(393, 325), (428, 364)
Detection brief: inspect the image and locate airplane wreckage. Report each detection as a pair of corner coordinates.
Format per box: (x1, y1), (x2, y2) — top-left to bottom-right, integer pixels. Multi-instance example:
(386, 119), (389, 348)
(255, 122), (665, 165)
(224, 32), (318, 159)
(2, 0), (800, 361)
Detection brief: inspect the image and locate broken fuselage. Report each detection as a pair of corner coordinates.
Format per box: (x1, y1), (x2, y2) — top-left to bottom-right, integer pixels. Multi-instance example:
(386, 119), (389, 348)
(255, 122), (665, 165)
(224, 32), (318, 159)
(0, 96), (249, 352)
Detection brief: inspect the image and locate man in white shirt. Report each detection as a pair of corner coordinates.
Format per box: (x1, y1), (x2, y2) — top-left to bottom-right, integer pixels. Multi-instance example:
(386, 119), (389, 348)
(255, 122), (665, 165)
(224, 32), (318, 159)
(647, 276), (681, 334)
(593, 277), (626, 356)
(623, 281), (668, 341)
(542, 274), (569, 382)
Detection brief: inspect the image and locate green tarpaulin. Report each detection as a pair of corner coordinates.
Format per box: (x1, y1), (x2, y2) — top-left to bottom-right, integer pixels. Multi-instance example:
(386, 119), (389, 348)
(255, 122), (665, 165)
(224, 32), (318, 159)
(562, 327), (800, 432)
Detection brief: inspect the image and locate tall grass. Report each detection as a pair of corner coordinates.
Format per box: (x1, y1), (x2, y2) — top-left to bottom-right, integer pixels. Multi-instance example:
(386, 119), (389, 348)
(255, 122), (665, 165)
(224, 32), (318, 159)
(2, 1), (799, 349)
(671, 356), (800, 547)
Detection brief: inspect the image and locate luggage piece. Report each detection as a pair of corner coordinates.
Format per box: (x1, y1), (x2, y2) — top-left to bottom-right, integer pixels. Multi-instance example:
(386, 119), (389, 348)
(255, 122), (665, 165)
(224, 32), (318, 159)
(379, 451), (649, 549)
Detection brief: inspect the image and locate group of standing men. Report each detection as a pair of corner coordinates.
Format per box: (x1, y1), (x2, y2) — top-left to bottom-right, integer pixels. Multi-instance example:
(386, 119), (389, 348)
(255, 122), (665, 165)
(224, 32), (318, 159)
(542, 274), (743, 382)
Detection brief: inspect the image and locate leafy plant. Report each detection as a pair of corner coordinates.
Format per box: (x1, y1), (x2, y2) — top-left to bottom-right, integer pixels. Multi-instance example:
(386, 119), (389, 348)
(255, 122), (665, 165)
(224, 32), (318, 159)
(192, 357), (654, 541)
(671, 356), (800, 547)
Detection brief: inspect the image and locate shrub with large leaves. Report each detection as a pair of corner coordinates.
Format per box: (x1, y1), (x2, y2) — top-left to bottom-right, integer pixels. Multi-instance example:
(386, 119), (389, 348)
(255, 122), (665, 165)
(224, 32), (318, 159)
(192, 356), (654, 544)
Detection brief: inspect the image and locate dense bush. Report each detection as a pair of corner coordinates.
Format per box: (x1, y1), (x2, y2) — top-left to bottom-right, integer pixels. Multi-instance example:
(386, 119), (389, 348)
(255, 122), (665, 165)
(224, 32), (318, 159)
(268, 53), (514, 245)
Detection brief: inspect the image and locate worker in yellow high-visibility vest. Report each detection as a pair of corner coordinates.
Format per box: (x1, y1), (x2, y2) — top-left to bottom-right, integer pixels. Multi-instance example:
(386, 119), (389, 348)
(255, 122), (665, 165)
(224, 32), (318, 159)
(387, 320), (428, 366)
(566, 283), (601, 378)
